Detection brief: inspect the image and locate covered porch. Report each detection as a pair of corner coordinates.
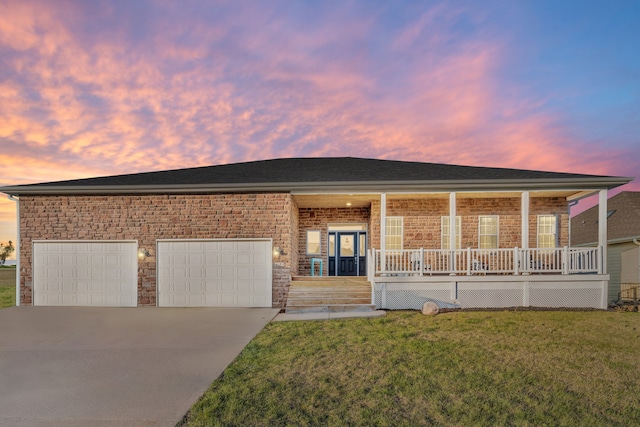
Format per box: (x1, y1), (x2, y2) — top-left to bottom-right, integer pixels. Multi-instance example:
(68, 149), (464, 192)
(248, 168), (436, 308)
(292, 188), (612, 310)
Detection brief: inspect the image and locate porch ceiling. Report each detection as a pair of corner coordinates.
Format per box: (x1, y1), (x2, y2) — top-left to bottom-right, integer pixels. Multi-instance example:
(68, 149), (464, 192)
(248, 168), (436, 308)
(388, 191), (580, 199)
(293, 190), (582, 208)
(293, 194), (377, 208)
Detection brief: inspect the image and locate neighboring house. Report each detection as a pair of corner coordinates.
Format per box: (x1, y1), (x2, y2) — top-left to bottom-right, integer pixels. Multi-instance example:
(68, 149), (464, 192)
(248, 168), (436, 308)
(572, 191), (640, 303)
(0, 157), (632, 310)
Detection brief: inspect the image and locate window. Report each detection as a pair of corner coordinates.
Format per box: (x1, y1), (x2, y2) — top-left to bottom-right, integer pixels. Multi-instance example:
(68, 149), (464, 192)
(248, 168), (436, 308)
(385, 217), (403, 250)
(478, 216), (498, 249)
(328, 234), (335, 257)
(537, 215), (558, 248)
(306, 230), (321, 255)
(328, 224), (367, 231)
(441, 216), (461, 249)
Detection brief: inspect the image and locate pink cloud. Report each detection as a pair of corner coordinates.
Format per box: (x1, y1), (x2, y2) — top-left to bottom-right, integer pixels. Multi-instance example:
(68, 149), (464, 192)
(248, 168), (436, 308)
(0, 0), (637, 245)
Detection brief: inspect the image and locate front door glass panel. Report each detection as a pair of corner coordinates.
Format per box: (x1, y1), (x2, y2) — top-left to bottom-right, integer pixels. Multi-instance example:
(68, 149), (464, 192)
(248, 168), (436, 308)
(340, 235), (355, 257)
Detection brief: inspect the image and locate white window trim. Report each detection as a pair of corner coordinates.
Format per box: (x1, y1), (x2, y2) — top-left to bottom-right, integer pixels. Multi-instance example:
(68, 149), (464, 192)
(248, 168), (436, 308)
(306, 230), (322, 255)
(441, 216), (461, 250)
(478, 215), (499, 249)
(537, 215), (558, 248)
(385, 217), (403, 250)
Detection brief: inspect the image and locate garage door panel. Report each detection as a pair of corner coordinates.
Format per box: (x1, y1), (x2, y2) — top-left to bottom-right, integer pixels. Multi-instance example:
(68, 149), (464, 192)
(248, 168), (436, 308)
(219, 241), (234, 252)
(236, 241), (252, 251)
(173, 254), (190, 265)
(205, 281), (219, 292)
(204, 267), (219, 278)
(33, 241), (138, 307)
(221, 253), (236, 264)
(188, 267), (204, 278)
(105, 254), (119, 265)
(61, 281), (75, 293)
(253, 267), (267, 279)
(172, 280), (188, 292)
(77, 281), (89, 292)
(237, 281), (252, 292)
(237, 254), (252, 264)
(237, 267), (252, 279)
(204, 241), (219, 251)
(221, 266), (235, 279)
(205, 253), (219, 264)
(45, 281), (60, 292)
(90, 282), (104, 292)
(158, 239), (272, 307)
(221, 281), (236, 292)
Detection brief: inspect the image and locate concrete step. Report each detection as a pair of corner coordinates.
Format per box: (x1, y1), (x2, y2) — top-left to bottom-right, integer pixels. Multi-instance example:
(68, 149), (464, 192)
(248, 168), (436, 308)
(288, 296), (371, 302)
(291, 276), (368, 281)
(290, 282), (370, 288)
(286, 304), (377, 314)
(288, 298), (372, 305)
(286, 277), (375, 314)
(287, 290), (371, 295)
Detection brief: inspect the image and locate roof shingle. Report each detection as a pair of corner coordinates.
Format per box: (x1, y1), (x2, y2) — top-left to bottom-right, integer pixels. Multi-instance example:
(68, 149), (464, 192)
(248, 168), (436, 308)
(2, 157), (625, 188)
(572, 191), (640, 245)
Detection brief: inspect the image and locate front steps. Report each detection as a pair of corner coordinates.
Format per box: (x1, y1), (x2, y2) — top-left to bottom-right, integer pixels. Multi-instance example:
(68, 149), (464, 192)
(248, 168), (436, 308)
(286, 276), (376, 314)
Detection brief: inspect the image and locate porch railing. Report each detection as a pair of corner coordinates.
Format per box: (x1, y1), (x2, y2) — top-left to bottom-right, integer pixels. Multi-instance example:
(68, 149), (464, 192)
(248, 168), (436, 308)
(371, 246), (602, 276)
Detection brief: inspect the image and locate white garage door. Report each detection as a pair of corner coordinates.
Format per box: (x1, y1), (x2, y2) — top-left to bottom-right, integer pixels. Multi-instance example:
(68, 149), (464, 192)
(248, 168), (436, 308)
(157, 239), (272, 307)
(33, 241), (138, 307)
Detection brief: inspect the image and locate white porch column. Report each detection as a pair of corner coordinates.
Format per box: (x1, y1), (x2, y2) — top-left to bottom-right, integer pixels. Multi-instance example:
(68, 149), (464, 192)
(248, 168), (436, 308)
(598, 189), (607, 274)
(380, 193), (387, 251)
(521, 191), (529, 249)
(449, 192), (457, 249)
(449, 192), (457, 274)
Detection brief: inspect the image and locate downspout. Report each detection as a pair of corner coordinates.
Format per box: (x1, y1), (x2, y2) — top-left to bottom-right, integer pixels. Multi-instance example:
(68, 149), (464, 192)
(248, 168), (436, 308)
(7, 195), (19, 307)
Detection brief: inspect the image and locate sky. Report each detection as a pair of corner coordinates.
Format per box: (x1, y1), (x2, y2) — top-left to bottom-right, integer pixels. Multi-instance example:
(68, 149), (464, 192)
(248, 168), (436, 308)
(1, 0), (639, 257)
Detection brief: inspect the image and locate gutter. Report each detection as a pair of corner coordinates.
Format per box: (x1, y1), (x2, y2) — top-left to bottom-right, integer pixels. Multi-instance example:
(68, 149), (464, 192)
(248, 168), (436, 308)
(575, 235), (640, 247)
(7, 195), (19, 307)
(0, 176), (633, 195)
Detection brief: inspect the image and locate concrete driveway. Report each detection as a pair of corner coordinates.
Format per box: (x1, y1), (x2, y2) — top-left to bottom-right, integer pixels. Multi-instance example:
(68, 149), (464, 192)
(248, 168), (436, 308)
(0, 306), (279, 427)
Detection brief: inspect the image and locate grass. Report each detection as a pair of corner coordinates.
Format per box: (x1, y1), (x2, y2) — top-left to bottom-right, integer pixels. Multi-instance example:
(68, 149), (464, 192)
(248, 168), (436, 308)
(0, 267), (16, 308)
(181, 310), (640, 426)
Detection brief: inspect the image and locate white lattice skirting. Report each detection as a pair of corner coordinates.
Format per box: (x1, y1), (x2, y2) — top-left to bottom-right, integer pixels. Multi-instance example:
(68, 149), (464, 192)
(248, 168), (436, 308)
(374, 275), (608, 310)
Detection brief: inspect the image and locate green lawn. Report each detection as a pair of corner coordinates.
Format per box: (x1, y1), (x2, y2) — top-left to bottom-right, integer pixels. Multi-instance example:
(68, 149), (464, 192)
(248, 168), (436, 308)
(0, 267), (16, 308)
(181, 310), (640, 427)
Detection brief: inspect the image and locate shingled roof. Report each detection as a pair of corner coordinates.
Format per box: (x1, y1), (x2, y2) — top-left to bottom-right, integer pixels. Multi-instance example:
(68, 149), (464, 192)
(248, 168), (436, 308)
(572, 191), (640, 245)
(0, 157), (632, 195)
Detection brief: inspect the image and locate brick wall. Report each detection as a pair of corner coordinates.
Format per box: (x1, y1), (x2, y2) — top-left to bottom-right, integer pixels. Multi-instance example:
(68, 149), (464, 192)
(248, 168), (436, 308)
(371, 196), (569, 249)
(297, 207), (370, 275)
(19, 193), (294, 307)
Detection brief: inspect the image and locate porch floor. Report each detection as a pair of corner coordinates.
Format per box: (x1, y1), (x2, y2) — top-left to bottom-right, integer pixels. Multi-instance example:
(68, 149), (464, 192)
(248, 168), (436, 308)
(286, 276), (376, 314)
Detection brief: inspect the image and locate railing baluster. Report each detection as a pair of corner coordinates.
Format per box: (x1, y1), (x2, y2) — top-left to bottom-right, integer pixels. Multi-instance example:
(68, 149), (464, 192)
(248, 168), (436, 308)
(371, 246), (600, 276)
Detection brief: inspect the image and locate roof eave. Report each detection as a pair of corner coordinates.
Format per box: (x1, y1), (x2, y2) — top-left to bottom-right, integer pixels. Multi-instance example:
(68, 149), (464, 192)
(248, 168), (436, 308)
(575, 234), (640, 247)
(0, 176), (632, 196)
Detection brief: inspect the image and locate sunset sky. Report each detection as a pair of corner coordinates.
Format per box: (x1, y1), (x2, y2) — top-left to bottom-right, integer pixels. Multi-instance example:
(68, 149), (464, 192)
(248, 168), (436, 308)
(1, 0), (639, 257)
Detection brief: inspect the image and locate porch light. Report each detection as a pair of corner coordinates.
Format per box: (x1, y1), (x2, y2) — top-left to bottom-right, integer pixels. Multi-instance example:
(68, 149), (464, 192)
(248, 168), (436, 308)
(346, 202), (352, 207)
(138, 248), (150, 260)
(272, 246), (286, 258)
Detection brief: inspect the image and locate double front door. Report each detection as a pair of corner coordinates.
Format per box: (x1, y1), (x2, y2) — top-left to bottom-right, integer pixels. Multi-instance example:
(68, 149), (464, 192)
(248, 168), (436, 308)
(328, 231), (367, 276)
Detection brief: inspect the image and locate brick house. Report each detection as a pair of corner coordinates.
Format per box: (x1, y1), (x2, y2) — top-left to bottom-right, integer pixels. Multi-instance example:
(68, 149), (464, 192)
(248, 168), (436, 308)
(0, 157), (632, 310)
